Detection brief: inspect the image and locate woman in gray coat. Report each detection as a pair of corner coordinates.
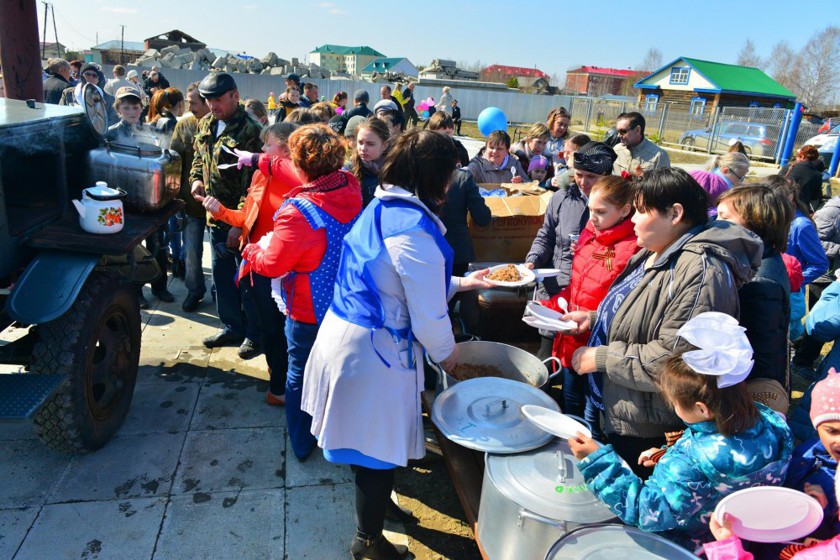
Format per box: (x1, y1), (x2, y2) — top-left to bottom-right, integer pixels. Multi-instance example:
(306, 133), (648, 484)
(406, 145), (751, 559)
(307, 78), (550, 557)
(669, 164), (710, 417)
(565, 168), (762, 476)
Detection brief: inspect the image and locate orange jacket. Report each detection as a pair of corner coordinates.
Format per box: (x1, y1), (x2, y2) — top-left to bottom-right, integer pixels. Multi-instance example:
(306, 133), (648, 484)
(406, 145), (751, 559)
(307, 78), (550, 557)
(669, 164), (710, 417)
(210, 159), (299, 248)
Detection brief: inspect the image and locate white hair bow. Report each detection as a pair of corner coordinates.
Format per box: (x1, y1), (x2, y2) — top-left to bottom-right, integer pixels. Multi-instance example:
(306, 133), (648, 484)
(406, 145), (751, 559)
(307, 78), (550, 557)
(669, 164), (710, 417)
(676, 312), (754, 389)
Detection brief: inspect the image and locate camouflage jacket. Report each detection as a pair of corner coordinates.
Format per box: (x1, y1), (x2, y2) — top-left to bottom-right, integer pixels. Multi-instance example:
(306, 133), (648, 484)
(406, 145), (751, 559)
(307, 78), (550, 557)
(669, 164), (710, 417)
(189, 105), (263, 227)
(171, 115), (205, 218)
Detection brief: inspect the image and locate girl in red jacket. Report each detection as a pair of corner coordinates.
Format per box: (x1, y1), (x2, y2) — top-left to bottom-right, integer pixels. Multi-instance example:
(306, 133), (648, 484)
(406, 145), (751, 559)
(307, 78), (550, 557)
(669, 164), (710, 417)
(541, 175), (639, 437)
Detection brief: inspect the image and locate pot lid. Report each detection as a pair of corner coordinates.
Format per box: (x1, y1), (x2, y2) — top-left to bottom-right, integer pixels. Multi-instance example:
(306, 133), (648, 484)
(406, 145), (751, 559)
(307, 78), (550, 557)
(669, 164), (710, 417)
(431, 377), (558, 454)
(486, 438), (614, 523)
(545, 524), (696, 559)
(84, 182), (124, 201)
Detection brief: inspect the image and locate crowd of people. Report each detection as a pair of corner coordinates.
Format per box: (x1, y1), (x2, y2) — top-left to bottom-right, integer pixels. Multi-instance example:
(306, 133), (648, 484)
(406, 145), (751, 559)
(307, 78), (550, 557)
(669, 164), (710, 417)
(37, 57), (840, 559)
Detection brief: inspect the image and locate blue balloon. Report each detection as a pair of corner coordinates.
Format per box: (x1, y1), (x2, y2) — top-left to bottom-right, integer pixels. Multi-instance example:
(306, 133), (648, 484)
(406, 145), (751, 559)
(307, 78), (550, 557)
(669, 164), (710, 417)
(477, 107), (508, 136)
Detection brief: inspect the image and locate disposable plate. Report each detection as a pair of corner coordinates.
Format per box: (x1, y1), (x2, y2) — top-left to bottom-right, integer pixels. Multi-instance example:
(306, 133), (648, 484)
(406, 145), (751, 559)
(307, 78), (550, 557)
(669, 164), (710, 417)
(713, 486), (824, 543)
(521, 405), (593, 440)
(485, 264), (536, 288)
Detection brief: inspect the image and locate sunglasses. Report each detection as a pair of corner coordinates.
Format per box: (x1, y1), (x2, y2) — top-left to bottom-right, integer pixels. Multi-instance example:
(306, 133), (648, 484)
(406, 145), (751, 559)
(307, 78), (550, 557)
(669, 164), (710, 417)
(616, 126), (637, 135)
(727, 168), (746, 183)
(83, 72), (98, 78)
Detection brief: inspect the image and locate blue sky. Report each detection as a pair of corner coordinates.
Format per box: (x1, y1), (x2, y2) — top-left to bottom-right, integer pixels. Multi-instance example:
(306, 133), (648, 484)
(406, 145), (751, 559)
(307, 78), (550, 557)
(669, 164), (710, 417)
(47, 0), (836, 80)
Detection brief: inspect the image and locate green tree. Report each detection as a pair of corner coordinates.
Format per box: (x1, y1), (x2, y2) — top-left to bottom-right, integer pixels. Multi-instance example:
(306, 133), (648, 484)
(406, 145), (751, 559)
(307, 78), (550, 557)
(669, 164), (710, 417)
(506, 77), (519, 89)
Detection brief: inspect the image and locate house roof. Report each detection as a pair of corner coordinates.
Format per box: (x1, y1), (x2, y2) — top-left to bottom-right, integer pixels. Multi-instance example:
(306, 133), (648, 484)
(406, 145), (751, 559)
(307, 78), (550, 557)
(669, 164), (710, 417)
(144, 30), (204, 45)
(635, 57), (796, 99)
(567, 66), (638, 78)
(360, 57), (409, 74)
(482, 65), (548, 79)
(311, 44), (385, 57)
(92, 40), (146, 52)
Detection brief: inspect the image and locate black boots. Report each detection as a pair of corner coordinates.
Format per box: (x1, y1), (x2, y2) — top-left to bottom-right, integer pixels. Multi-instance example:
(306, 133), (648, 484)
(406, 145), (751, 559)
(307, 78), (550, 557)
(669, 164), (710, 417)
(350, 533), (409, 560)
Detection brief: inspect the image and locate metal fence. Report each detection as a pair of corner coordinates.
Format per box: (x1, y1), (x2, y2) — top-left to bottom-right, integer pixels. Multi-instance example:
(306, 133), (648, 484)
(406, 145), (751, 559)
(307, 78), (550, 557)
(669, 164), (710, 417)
(567, 97), (821, 164)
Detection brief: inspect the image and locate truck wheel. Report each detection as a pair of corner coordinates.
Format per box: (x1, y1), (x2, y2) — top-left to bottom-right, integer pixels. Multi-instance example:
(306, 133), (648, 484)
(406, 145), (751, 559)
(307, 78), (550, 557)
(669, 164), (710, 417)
(680, 137), (695, 151)
(32, 273), (141, 452)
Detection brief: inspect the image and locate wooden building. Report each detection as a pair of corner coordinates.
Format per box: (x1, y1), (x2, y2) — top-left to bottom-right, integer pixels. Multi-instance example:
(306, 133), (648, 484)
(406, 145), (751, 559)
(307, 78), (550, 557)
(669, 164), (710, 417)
(633, 57), (796, 114)
(144, 30), (206, 53)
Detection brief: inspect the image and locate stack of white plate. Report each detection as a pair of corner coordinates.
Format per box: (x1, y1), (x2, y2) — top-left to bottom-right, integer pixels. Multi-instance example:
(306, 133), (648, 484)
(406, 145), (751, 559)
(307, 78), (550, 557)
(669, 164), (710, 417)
(522, 301), (576, 332)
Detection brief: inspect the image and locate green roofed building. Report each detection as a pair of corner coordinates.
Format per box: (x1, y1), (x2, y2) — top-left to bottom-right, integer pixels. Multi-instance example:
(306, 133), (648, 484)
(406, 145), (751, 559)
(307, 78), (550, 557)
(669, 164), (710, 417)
(634, 57), (796, 115)
(309, 44), (386, 76)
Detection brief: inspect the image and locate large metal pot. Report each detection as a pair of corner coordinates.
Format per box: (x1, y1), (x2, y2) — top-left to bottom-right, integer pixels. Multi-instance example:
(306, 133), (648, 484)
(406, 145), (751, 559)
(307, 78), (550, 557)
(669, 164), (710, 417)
(427, 340), (560, 393)
(477, 438), (614, 560)
(87, 141), (181, 213)
(544, 523), (697, 559)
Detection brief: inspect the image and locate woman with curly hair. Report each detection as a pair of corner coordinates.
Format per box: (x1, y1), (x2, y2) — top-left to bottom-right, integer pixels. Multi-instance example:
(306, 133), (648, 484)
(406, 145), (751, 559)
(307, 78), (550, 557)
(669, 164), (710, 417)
(239, 124), (362, 461)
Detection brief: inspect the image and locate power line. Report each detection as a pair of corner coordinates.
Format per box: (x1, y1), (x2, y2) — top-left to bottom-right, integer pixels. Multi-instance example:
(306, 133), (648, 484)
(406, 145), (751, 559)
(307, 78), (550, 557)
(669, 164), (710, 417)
(49, 4), (96, 45)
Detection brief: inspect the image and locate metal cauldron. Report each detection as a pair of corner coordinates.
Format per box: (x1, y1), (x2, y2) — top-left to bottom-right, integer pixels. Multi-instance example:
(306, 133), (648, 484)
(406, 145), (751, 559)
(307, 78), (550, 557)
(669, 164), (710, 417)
(87, 141), (181, 213)
(426, 340), (561, 393)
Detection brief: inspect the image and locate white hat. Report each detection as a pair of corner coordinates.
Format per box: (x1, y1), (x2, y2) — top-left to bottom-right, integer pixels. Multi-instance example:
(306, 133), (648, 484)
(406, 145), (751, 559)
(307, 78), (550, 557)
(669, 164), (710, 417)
(676, 312), (754, 388)
(126, 69), (138, 79)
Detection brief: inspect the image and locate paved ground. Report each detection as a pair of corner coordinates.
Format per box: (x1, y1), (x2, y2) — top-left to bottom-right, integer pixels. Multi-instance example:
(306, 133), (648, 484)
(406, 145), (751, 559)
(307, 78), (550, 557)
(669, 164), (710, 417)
(0, 248), (408, 560)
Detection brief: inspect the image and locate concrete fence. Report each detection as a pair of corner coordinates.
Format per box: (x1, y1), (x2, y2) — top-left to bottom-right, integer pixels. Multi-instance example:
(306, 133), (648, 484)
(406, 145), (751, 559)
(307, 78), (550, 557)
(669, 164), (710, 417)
(103, 64), (575, 125)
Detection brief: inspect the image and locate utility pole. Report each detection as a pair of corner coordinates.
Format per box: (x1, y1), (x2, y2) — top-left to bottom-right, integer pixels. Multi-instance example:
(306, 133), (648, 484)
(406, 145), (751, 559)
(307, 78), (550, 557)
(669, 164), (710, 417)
(41, 1), (48, 59)
(50, 3), (61, 58)
(120, 25), (126, 65)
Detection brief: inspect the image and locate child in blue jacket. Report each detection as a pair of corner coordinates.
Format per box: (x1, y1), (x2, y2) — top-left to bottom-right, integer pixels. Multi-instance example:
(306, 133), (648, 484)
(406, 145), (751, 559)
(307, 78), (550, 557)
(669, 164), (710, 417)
(569, 313), (794, 551)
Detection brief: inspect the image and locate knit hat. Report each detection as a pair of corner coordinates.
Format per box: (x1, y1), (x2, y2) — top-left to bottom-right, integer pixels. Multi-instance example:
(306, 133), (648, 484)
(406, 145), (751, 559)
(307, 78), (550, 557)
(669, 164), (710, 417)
(345, 115), (366, 138)
(528, 155), (548, 172)
(573, 142), (617, 176)
(810, 368), (840, 428)
(353, 89), (370, 103)
(689, 170), (730, 214)
(373, 99), (398, 113)
(126, 69), (139, 80)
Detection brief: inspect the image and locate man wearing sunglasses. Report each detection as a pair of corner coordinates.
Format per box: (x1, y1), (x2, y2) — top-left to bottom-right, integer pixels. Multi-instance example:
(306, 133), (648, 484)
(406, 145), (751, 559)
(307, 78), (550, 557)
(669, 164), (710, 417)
(612, 112), (670, 175)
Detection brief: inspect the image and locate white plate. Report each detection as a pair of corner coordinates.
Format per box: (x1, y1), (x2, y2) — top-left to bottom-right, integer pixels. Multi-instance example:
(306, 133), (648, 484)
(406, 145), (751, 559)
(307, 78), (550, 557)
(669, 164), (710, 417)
(713, 487), (824, 543)
(521, 405), (593, 440)
(533, 268), (562, 280)
(522, 315), (570, 332)
(485, 264), (536, 288)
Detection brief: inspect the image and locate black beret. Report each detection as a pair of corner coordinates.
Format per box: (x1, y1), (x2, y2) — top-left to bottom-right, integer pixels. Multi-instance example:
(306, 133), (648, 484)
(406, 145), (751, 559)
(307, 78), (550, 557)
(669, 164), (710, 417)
(573, 142), (618, 176)
(198, 72), (237, 99)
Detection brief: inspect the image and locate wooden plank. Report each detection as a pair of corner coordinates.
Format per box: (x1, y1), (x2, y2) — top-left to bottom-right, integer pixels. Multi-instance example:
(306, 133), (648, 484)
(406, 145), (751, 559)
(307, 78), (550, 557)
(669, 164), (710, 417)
(26, 200), (185, 255)
(422, 390), (489, 560)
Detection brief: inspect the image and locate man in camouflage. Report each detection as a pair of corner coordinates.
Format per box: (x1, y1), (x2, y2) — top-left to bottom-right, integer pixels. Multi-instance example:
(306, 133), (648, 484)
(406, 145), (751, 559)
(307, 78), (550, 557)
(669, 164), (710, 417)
(190, 72), (264, 358)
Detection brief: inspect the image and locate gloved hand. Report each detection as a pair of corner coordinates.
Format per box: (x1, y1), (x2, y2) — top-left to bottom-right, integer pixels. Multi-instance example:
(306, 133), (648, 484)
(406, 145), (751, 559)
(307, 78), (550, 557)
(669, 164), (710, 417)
(234, 148), (256, 169)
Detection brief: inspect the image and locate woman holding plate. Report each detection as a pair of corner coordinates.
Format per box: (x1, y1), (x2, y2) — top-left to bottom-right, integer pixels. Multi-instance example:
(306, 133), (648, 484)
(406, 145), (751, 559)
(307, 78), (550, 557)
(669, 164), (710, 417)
(302, 130), (492, 560)
(563, 168), (763, 476)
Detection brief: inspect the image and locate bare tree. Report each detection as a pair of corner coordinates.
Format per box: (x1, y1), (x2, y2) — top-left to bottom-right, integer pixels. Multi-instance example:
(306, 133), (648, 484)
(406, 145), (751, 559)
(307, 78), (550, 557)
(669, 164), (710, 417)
(766, 41), (800, 92)
(550, 72), (565, 90)
(795, 26), (840, 108)
(636, 48), (663, 72)
(736, 39), (764, 68)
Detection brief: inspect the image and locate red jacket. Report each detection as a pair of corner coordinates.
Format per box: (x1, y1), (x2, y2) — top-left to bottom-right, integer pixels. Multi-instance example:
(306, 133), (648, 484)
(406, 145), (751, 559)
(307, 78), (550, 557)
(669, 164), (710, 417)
(245, 159), (361, 324)
(542, 217), (640, 367)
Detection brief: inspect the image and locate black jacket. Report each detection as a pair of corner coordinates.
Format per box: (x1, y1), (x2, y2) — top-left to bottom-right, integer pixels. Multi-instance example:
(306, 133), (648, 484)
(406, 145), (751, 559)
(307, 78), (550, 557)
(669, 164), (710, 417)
(344, 103), (373, 120)
(440, 169), (491, 265)
(43, 74), (71, 104)
(781, 159), (825, 210)
(739, 248), (791, 390)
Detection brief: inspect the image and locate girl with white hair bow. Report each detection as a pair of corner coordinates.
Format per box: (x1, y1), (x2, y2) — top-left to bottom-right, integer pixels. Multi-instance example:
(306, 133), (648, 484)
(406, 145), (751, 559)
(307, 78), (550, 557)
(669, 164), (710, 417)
(569, 312), (794, 551)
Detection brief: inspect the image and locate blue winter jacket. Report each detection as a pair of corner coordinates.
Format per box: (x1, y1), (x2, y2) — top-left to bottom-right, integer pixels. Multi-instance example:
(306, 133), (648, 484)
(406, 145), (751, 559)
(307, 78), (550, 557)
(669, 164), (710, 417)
(578, 403), (793, 550)
(789, 280), (840, 442)
(788, 211), (829, 286)
(786, 438), (840, 540)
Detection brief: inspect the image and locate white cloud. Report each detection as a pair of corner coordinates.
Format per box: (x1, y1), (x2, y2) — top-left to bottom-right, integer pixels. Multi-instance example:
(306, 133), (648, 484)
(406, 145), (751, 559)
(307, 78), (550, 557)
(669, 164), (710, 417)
(316, 2), (344, 15)
(100, 6), (138, 14)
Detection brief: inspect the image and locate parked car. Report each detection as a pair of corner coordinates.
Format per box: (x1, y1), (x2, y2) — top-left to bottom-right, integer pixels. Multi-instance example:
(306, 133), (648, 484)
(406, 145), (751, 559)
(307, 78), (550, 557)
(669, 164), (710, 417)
(819, 137), (837, 170)
(679, 121), (777, 158)
(804, 124), (840, 149)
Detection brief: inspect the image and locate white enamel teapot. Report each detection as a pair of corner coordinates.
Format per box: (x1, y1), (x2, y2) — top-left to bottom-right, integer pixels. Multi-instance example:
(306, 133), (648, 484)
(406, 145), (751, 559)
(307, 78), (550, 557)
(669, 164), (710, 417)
(72, 181), (126, 234)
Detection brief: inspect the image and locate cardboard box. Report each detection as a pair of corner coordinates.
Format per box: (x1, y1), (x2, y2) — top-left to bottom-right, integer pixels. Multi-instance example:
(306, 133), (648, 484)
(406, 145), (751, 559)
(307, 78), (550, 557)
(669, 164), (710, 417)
(468, 184), (554, 262)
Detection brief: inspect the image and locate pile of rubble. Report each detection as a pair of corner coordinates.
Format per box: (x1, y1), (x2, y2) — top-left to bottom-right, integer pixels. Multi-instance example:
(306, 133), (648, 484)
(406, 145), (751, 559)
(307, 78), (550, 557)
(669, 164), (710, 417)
(131, 47), (350, 78)
(418, 59), (479, 81)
